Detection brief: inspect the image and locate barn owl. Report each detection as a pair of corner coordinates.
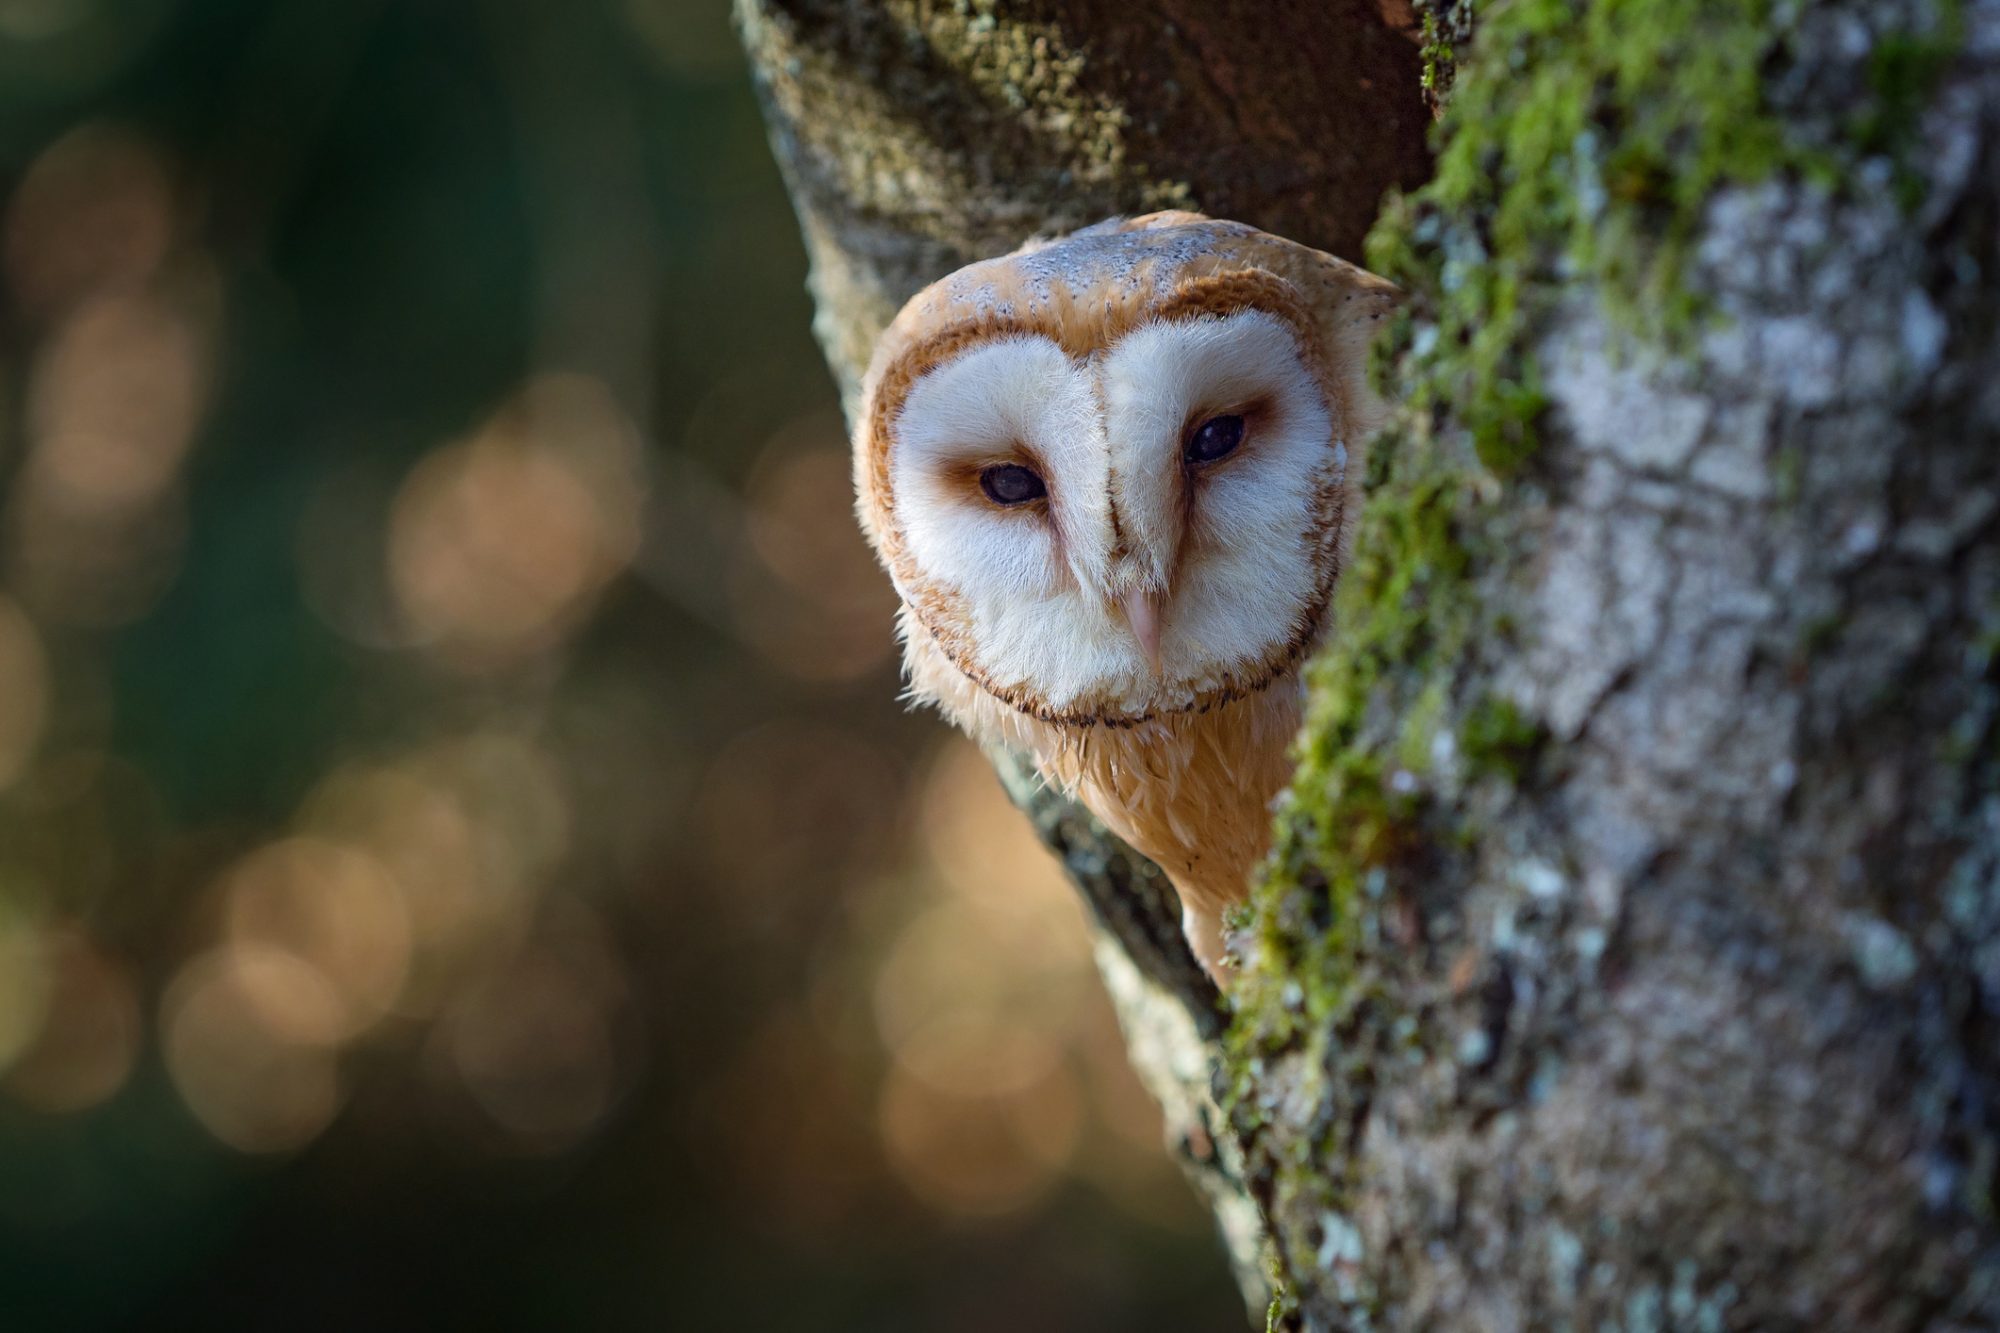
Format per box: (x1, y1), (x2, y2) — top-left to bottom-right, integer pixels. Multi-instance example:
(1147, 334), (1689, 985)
(853, 212), (1397, 980)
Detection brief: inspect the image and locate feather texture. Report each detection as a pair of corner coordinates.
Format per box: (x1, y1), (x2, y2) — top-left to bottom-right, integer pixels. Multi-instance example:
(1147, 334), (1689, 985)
(855, 213), (1397, 978)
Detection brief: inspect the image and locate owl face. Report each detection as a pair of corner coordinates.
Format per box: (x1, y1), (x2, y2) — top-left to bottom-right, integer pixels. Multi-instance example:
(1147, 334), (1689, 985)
(856, 214), (1393, 728)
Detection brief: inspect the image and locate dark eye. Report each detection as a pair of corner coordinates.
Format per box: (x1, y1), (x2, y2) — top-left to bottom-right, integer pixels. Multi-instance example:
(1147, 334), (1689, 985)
(1186, 414), (1245, 464)
(979, 463), (1046, 506)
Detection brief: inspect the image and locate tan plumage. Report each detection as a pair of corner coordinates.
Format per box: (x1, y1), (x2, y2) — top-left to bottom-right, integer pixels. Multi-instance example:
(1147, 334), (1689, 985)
(854, 212), (1397, 978)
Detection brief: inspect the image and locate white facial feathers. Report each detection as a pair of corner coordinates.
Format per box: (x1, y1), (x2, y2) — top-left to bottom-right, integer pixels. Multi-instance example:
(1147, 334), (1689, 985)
(891, 336), (1107, 601)
(1101, 311), (1336, 611)
(888, 310), (1342, 720)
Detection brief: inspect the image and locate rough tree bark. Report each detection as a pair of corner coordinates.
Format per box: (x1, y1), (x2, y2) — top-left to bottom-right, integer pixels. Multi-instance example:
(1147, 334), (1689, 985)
(738, 1), (2000, 1328)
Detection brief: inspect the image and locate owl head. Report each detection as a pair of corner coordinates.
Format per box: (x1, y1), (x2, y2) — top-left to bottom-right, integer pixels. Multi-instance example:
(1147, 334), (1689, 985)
(854, 212), (1397, 736)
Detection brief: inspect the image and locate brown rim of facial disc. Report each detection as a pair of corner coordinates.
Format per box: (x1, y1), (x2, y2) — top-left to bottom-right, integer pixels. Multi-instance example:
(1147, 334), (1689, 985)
(872, 270), (1350, 729)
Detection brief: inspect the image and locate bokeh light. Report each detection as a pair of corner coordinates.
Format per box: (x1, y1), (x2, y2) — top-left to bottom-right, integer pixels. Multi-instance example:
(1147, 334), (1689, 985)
(2, 121), (209, 628)
(433, 913), (632, 1155)
(24, 290), (207, 515)
(292, 753), (539, 1019)
(161, 946), (346, 1153)
(0, 594), (50, 790)
(0, 926), (139, 1113)
(0, 8), (1241, 1330)
(877, 1055), (1086, 1218)
(0, 903), (53, 1076)
(733, 410), (899, 682)
(222, 837), (411, 1040)
(3, 122), (174, 320)
(388, 374), (643, 673)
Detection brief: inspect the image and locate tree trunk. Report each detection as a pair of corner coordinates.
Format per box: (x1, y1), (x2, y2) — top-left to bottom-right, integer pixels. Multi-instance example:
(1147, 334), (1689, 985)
(738, 0), (2000, 1327)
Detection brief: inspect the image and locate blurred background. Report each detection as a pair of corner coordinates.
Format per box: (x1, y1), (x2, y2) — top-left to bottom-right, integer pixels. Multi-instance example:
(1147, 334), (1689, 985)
(0, 1), (1243, 1328)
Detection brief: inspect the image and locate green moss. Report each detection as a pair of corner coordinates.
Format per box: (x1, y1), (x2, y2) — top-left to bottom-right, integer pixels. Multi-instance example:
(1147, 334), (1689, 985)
(1798, 611), (1847, 658)
(1773, 443), (1806, 506)
(1263, 1261), (1288, 1332)
(1864, 27), (1960, 147)
(1221, 417), (1467, 1297)
(1855, 0), (1965, 207)
(1365, 0), (1825, 474)
(1415, 0), (1473, 114)
(1223, 0), (1964, 1317)
(1460, 695), (1545, 779)
(1418, 8), (1453, 104)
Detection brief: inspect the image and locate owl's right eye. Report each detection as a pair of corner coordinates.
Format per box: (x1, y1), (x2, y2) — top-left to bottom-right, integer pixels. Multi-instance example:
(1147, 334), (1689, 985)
(979, 464), (1047, 506)
(1185, 413), (1246, 464)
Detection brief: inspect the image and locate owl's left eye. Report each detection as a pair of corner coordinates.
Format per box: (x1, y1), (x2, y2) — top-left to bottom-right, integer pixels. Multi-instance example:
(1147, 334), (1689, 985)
(1186, 414), (1246, 464)
(979, 463), (1047, 506)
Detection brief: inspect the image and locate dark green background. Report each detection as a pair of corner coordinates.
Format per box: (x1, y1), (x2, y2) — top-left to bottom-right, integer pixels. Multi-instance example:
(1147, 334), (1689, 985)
(0, 2), (1242, 1329)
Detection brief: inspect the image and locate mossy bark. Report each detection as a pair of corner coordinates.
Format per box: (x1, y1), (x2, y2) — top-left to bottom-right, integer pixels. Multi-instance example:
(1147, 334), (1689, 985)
(739, 0), (2000, 1327)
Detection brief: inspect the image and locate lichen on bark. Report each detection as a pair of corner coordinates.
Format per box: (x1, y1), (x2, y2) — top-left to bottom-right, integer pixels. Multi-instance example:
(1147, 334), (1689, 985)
(1231, 0), (2000, 1326)
(735, 0), (1432, 411)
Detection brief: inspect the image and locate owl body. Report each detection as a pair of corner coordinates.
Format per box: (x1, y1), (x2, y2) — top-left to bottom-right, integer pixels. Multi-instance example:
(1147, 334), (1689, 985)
(854, 213), (1396, 977)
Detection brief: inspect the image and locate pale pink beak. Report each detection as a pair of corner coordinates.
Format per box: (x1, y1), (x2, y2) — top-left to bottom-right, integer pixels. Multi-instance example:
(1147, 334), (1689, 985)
(1119, 587), (1166, 678)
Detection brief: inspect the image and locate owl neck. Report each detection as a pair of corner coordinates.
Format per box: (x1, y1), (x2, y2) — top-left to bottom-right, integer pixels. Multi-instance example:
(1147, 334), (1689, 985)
(900, 622), (1308, 980)
(1030, 678), (1304, 974)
